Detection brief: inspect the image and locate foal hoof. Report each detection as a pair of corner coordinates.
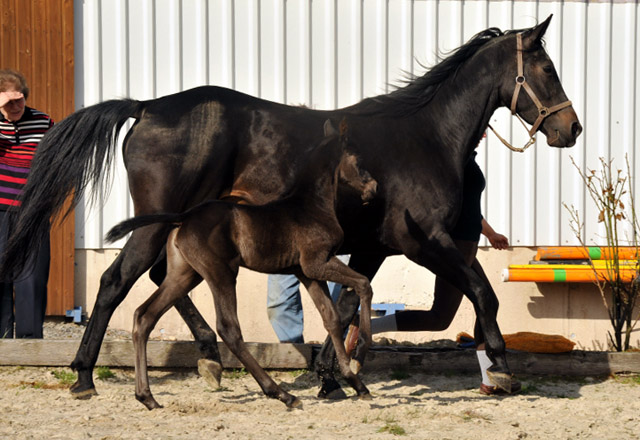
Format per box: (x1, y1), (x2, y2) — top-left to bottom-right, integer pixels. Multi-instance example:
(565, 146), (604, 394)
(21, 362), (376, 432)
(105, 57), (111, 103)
(349, 359), (362, 375)
(136, 394), (163, 410)
(70, 381), (98, 400)
(198, 358), (223, 389)
(321, 387), (348, 400)
(286, 396), (303, 409)
(486, 370), (513, 393)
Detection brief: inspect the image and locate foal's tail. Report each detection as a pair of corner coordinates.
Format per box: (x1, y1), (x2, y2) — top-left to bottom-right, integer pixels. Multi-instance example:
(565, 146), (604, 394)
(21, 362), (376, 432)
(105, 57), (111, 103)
(0, 99), (145, 280)
(105, 213), (186, 244)
(105, 199), (223, 243)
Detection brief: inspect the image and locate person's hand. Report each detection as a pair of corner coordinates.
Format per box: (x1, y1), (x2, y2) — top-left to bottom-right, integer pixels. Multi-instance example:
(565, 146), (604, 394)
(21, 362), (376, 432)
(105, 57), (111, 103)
(0, 90), (24, 108)
(488, 232), (509, 250)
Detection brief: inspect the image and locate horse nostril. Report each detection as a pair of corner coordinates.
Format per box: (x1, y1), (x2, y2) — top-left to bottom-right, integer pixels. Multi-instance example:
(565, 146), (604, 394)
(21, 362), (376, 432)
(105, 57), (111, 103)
(571, 121), (583, 138)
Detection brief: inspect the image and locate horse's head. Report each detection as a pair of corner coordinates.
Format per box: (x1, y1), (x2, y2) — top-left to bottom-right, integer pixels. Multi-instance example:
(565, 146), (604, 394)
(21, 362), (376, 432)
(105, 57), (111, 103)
(324, 119), (378, 203)
(337, 152), (377, 203)
(498, 15), (582, 148)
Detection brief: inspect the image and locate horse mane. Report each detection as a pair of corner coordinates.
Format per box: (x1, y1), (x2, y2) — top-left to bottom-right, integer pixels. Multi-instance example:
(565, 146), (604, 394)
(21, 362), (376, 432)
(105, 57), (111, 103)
(350, 27), (513, 117)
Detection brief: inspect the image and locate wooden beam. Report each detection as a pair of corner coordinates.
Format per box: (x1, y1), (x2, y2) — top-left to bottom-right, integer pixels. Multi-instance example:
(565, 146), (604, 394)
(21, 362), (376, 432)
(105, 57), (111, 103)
(1, 341), (640, 375)
(0, 340), (311, 369)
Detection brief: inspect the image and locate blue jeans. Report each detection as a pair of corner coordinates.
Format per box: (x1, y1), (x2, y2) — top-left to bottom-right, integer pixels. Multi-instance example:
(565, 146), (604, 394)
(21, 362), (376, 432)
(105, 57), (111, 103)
(266, 255), (349, 343)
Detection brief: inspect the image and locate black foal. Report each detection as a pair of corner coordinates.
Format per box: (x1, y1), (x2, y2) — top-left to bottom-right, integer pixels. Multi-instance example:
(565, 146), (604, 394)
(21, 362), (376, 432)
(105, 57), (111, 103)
(106, 121), (377, 409)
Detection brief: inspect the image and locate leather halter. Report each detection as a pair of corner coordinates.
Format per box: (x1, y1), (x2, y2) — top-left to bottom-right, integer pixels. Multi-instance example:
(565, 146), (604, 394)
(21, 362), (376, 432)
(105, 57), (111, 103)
(488, 33), (573, 152)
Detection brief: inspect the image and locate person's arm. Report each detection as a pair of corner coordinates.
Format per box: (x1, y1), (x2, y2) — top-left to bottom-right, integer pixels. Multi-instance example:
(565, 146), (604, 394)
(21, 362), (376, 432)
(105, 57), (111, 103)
(481, 218), (509, 250)
(0, 90), (24, 108)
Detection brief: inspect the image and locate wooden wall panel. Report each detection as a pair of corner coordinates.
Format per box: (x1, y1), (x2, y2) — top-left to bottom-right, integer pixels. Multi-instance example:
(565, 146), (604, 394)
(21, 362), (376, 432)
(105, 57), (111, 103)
(1, 0), (75, 316)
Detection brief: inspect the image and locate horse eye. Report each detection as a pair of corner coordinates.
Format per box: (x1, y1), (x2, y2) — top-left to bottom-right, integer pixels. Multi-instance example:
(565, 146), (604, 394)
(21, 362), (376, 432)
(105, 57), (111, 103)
(543, 65), (554, 74)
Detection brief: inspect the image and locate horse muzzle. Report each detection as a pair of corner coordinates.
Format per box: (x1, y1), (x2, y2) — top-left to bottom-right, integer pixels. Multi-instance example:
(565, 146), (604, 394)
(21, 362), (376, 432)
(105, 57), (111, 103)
(541, 107), (582, 148)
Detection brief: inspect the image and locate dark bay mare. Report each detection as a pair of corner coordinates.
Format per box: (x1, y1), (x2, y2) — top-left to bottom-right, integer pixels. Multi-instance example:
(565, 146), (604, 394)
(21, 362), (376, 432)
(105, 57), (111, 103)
(0, 16), (581, 399)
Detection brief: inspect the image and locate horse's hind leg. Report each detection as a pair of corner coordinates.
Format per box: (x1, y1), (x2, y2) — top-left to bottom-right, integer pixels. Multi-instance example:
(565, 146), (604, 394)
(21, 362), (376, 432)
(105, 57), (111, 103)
(150, 254), (223, 387)
(174, 297), (223, 388)
(298, 276), (370, 398)
(70, 226), (169, 399)
(315, 252), (386, 399)
(133, 252), (202, 409)
(203, 268), (301, 408)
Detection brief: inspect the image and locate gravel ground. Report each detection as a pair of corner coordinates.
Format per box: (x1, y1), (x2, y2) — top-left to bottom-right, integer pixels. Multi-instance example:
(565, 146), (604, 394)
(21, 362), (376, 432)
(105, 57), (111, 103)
(43, 318), (132, 340)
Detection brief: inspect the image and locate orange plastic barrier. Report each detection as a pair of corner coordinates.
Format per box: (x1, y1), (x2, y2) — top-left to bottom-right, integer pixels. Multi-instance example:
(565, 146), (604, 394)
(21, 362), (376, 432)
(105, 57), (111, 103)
(535, 246), (640, 261)
(502, 263), (638, 283)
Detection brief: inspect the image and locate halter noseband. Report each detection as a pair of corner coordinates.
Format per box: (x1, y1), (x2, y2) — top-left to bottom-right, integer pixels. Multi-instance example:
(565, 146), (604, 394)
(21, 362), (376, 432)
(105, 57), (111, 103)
(489, 33), (573, 152)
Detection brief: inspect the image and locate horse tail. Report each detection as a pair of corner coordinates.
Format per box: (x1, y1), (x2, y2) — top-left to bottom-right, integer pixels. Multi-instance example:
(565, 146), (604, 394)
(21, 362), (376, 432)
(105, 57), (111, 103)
(0, 99), (145, 279)
(105, 213), (185, 243)
(105, 199), (226, 243)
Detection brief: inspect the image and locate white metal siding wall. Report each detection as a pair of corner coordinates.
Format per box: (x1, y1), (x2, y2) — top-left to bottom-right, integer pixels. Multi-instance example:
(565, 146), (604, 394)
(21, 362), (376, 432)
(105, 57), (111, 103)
(74, 0), (639, 249)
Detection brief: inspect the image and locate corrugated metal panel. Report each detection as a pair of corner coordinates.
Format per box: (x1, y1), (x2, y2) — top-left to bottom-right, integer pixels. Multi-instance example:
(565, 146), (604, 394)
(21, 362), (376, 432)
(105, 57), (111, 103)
(74, 0), (639, 249)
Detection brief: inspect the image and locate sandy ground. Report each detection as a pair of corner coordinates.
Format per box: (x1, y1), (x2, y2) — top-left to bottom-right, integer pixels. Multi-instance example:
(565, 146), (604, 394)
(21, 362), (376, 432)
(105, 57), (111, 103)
(1, 364), (639, 440)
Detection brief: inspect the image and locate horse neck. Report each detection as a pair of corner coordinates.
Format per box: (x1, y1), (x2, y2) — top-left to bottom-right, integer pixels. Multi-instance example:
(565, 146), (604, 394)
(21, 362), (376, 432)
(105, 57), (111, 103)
(298, 169), (339, 216)
(415, 52), (505, 162)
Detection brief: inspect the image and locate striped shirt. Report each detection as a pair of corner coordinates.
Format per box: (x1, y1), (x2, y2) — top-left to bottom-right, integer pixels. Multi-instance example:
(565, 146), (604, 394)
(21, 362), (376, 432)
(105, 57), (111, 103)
(0, 107), (54, 209)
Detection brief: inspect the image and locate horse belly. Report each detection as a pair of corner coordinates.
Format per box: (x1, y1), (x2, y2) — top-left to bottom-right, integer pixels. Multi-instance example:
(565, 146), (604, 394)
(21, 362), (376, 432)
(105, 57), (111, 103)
(232, 216), (300, 273)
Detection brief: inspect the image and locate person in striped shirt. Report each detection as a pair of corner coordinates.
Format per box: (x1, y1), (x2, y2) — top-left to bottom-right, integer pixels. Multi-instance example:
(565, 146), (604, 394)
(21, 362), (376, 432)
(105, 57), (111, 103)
(0, 69), (53, 338)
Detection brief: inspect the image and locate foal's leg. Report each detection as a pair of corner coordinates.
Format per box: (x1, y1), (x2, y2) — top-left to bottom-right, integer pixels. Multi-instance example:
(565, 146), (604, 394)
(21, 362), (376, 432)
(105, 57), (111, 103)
(69, 226), (222, 398)
(300, 256), (374, 374)
(315, 253), (386, 399)
(133, 266), (202, 410)
(150, 255), (223, 387)
(297, 275), (370, 398)
(203, 267), (301, 408)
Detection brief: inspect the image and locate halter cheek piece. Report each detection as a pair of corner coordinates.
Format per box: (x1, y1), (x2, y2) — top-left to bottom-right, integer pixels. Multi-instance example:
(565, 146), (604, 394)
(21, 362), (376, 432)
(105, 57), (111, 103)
(489, 33), (573, 152)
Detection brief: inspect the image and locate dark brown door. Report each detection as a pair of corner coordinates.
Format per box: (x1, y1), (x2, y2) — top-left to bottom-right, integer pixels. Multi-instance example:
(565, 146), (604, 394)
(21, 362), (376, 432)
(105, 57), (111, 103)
(1, 0), (75, 315)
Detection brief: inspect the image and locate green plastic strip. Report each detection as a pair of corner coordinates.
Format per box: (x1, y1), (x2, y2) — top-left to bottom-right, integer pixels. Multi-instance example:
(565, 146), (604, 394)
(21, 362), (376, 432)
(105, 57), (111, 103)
(588, 247), (602, 260)
(553, 269), (567, 282)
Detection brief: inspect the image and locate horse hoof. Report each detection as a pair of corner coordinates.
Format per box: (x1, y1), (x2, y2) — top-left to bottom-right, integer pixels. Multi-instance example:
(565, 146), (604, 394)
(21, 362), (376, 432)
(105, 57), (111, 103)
(198, 358), (223, 389)
(358, 392), (373, 401)
(349, 359), (362, 375)
(287, 397), (303, 409)
(70, 381), (98, 400)
(136, 394), (163, 410)
(486, 370), (512, 393)
(323, 388), (348, 400)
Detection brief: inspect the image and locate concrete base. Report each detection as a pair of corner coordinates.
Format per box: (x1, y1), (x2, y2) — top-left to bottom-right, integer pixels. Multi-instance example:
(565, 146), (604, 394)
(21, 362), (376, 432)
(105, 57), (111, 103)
(73, 248), (640, 350)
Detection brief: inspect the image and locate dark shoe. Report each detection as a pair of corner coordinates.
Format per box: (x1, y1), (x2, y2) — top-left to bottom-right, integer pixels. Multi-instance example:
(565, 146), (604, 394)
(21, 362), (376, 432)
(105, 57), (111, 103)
(479, 379), (522, 396)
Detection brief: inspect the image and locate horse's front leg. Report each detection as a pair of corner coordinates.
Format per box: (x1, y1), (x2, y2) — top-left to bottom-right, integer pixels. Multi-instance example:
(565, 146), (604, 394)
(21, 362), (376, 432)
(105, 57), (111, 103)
(401, 223), (512, 392)
(301, 256), (373, 374)
(297, 275), (370, 399)
(314, 252), (386, 399)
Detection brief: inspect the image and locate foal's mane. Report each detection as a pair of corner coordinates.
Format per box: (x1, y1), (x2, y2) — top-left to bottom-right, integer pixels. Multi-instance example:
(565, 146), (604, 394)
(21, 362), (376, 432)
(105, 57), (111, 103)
(350, 27), (529, 117)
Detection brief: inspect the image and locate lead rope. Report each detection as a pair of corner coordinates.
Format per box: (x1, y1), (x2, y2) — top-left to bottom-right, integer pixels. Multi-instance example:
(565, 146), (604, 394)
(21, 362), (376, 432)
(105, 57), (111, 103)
(488, 33), (572, 153)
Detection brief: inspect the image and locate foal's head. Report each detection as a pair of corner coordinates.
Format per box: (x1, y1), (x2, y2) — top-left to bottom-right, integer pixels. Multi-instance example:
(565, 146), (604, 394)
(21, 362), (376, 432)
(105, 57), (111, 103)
(324, 119), (377, 203)
(337, 152), (377, 203)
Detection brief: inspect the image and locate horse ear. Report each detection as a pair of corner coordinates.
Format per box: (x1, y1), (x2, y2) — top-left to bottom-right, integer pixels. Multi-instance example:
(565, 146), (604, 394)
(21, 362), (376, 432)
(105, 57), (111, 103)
(522, 14), (552, 49)
(323, 119), (338, 137)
